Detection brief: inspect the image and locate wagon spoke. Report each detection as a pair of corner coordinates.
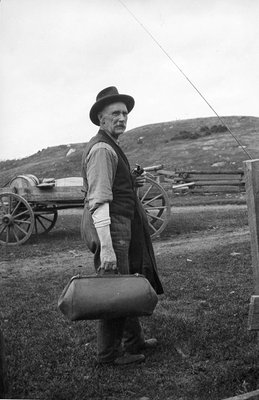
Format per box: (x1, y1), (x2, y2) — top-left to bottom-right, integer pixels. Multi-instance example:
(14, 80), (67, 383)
(6, 226), (10, 244)
(15, 224), (30, 236)
(4, 225), (21, 243)
(13, 218), (31, 225)
(35, 216), (49, 231)
(142, 194), (163, 206)
(0, 199), (8, 213)
(146, 213), (164, 223)
(39, 214), (54, 222)
(34, 210), (58, 235)
(6, 198), (11, 214)
(0, 224), (7, 236)
(140, 185), (153, 202)
(34, 218), (38, 235)
(7, 197), (13, 214)
(12, 227), (20, 243)
(144, 205), (167, 211)
(148, 222), (158, 233)
(13, 209), (31, 219)
(36, 214), (54, 225)
(11, 199), (22, 216)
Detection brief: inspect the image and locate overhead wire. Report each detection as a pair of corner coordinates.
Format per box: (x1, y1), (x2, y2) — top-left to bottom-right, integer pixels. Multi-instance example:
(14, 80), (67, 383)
(118, 0), (253, 160)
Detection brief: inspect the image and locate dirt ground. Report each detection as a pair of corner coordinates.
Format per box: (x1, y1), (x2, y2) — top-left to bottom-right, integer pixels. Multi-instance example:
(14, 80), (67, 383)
(157, 204), (249, 254)
(0, 203), (250, 276)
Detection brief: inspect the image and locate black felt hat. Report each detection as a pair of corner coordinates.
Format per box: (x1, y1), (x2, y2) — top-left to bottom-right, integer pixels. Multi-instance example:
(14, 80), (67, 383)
(89, 86), (135, 126)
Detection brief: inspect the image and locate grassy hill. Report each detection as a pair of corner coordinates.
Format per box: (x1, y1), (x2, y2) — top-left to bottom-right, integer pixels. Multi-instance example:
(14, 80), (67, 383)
(0, 115), (258, 187)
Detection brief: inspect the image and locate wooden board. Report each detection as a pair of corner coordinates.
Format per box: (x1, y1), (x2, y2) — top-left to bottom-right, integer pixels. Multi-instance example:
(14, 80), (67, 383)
(248, 296), (259, 330)
(157, 169), (178, 178)
(163, 177), (177, 184)
(191, 180), (243, 186)
(244, 160), (259, 333)
(15, 186), (85, 203)
(222, 389), (259, 400)
(185, 174), (243, 181)
(55, 177), (83, 187)
(191, 186), (241, 193)
(180, 170), (244, 175)
(244, 160), (259, 294)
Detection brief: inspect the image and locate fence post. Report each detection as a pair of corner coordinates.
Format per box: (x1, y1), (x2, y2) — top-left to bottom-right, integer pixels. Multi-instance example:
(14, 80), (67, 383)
(244, 159), (259, 331)
(0, 329), (7, 398)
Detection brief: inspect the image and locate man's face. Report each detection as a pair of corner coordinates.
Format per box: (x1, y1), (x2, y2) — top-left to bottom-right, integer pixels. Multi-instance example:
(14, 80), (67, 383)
(99, 102), (128, 138)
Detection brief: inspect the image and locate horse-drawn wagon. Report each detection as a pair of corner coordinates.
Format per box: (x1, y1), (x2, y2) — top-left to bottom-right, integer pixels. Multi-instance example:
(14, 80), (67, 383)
(0, 167), (171, 246)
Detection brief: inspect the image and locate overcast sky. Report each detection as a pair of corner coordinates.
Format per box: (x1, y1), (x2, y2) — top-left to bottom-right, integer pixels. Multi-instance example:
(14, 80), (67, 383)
(1, 0), (259, 160)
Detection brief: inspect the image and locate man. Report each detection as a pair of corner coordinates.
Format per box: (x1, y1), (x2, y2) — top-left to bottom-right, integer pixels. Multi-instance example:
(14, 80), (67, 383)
(81, 86), (163, 366)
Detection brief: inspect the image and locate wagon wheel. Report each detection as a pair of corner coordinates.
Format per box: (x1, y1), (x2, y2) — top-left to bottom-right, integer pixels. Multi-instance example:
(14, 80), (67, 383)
(33, 208), (58, 235)
(0, 192), (34, 245)
(139, 176), (171, 239)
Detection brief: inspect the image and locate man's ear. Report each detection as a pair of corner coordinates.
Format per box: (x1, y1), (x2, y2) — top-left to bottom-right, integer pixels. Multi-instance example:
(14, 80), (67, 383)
(98, 112), (103, 124)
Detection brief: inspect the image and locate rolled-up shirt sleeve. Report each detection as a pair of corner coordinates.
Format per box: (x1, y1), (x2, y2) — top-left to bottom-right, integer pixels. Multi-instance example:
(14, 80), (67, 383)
(86, 143), (118, 213)
(92, 202), (110, 227)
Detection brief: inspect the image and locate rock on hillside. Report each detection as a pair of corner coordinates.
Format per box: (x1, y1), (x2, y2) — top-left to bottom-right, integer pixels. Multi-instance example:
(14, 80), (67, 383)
(0, 115), (258, 187)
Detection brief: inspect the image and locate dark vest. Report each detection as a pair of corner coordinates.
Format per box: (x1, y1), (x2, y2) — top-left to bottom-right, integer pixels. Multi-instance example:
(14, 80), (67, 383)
(81, 130), (136, 219)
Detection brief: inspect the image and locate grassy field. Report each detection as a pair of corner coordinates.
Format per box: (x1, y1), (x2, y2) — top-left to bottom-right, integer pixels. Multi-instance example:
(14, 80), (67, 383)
(0, 200), (258, 400)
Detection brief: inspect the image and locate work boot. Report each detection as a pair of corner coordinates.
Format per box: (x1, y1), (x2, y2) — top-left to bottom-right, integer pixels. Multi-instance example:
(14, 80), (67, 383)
(125, 338), (158, 354)
(113, 352), (145, 366)
(141, 338), (158, 350)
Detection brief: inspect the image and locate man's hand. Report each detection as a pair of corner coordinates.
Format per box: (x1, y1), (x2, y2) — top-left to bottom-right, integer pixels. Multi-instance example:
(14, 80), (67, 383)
(132, 165), (145, 187)
(98, 245), (117, 274)
(96, 224), (118, 274)
(134, 175), (145, 187)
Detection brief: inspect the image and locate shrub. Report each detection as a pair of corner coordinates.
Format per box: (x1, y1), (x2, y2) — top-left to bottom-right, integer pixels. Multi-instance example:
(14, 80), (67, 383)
(200, 125), (211, 133)
(210, 125), (228, 133)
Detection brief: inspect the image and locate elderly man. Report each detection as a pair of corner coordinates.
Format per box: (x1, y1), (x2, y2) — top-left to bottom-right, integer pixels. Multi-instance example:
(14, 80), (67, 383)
(81, 86), (163, 366)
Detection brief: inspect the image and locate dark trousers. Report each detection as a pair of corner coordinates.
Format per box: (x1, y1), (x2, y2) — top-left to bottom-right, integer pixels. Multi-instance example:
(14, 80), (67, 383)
(95, 214), (145, 363)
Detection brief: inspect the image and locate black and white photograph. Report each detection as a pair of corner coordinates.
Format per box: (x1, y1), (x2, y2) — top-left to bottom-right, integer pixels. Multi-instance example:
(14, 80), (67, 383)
(1, 0), (259, 399)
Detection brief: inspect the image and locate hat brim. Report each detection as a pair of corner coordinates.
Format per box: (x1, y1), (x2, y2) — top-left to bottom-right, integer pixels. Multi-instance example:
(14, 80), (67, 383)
(89, 94), (135, 126)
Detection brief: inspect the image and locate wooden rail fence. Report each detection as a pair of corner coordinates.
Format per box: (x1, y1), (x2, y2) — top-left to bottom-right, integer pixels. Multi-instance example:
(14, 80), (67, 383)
(156, 169), (245, 193)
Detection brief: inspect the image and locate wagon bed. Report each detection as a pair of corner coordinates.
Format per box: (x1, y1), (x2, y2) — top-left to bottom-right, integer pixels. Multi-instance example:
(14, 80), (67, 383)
(0, 171), (170, 246)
